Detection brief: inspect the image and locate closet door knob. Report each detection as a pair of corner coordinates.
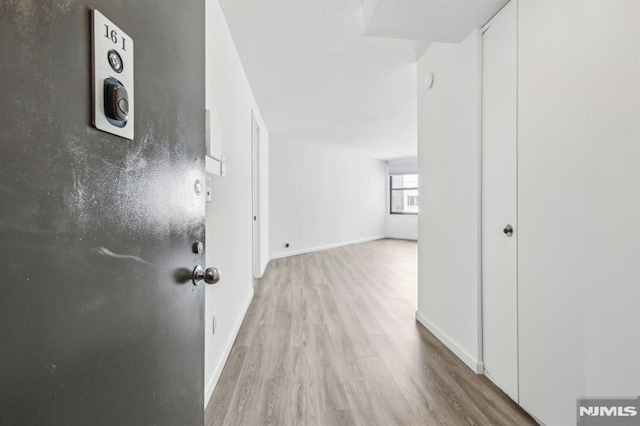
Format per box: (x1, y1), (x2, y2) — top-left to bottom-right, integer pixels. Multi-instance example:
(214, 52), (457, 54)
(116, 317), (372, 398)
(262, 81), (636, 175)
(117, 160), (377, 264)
(503, 224), (513, 237)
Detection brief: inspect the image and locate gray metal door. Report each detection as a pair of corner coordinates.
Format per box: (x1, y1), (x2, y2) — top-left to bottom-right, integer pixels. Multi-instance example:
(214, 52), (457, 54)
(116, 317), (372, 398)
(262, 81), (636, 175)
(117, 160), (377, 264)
(0, 1), (206, 425)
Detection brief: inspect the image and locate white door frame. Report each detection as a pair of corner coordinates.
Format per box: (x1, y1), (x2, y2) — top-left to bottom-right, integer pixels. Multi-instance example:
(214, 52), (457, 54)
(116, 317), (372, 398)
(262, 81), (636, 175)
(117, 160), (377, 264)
(251, 111), (261, 279)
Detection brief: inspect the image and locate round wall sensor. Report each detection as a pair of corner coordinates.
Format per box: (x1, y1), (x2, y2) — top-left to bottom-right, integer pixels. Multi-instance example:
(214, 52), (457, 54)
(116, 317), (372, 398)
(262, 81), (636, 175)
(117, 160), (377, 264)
(424, 73), (434, 90)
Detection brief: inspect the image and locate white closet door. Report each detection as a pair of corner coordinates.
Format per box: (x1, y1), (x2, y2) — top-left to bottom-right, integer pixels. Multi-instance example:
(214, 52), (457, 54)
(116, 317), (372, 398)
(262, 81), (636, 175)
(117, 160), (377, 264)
(481, 0), (518, 402)
(251, 112), (261, 279)
(517, 1), (640, 424)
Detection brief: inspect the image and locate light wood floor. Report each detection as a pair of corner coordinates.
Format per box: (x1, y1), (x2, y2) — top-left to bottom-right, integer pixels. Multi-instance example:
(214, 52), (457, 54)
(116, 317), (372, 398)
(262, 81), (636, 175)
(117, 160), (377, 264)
(205, 239), (534, 426)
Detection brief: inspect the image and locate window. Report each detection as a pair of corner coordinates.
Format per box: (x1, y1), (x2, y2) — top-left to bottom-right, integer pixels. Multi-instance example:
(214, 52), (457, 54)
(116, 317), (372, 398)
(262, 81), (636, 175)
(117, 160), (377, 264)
(390, 174), (418, 215)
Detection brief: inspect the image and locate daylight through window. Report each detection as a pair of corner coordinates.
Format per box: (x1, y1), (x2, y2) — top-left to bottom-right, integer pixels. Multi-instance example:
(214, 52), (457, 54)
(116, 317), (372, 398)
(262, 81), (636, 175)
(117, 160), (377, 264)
(390, 174), (418, 215)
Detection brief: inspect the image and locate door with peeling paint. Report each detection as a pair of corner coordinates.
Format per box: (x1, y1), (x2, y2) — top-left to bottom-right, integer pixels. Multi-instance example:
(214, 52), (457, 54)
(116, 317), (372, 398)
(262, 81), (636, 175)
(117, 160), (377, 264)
(0, 2), (206, 425)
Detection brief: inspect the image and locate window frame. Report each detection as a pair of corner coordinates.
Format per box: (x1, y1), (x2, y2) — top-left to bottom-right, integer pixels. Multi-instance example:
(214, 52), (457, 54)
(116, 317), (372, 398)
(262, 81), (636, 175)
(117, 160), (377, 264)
(389, 175), (419, 215)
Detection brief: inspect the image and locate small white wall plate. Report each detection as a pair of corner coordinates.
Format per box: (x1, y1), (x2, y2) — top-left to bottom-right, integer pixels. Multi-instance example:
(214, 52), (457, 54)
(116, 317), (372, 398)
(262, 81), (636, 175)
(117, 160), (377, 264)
(92, 10), (134, 140)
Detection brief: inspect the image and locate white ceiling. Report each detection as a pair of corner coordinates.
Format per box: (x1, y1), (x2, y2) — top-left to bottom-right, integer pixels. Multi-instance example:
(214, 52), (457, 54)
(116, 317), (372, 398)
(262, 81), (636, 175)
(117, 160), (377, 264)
(363, 0), (508, 42)
(219, 0), (507, 160)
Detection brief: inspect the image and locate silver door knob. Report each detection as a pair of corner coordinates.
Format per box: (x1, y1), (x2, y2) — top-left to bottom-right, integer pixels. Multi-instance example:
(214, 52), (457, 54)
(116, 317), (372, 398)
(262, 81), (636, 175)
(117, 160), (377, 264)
(192, 265), (221, 285)
(503, 224), (513, 237)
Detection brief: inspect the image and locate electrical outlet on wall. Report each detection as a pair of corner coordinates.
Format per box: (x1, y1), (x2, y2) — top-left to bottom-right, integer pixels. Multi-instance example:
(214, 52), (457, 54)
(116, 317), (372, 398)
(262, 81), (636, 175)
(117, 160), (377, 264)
(285, 243), (289, 248)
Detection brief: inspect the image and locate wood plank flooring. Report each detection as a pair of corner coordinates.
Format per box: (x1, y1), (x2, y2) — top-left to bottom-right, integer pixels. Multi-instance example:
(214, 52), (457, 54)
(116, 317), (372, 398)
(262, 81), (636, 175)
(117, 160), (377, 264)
(205, 239), (534, 425)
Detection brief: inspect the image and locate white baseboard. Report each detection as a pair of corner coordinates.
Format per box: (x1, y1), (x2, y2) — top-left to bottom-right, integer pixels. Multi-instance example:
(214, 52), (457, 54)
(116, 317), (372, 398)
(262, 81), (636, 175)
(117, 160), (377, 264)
(204, 289), (254, 408)
(269, 236), (385, 260)
(415, 310), (484, 374)
(386, 236), (418, 241)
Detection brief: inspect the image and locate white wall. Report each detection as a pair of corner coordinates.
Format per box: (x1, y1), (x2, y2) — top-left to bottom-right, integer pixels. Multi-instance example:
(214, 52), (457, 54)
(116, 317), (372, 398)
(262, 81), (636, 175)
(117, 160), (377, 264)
(416, 3), (640, 425)
(204, 0), (269, 406)
(386, 214), (418, 240)
(269, 137), (386, 259)
(517, 1), (640, 424)
(259, 137), (269, 276)
(416, 31), (483, 372)
(388, 157), (418, 175)
(386, 158), (418, 240)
